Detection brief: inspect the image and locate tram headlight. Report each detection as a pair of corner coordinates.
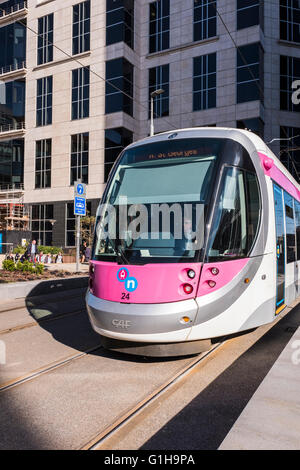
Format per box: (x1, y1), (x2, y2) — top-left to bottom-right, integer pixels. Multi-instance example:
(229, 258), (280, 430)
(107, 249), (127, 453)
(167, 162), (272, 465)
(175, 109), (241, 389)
(187, 269), (196, 279)
(183, 283), (193, 294)
(211, 267), (219, 276)
(208, 280), (216, 288)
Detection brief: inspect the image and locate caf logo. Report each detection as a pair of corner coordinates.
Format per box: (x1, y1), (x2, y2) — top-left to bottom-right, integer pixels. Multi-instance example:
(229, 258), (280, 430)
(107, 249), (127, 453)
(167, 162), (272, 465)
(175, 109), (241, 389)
(117, 268), (138, 292)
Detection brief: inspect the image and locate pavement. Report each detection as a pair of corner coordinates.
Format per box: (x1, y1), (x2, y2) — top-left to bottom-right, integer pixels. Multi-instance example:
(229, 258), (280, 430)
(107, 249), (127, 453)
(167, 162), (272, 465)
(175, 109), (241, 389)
(44, 262), (89, 273)
(0, 254), (89, 274)
(219, 327), (300, 450)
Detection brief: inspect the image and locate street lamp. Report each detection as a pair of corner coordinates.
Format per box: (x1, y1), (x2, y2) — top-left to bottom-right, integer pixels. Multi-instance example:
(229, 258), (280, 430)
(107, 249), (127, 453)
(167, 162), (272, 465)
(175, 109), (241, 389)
(150, 88), (165, 136)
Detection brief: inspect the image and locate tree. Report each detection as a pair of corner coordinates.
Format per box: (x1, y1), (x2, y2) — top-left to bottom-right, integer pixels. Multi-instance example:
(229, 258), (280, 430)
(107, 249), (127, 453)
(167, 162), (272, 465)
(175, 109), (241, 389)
(80, 212), (95, 246)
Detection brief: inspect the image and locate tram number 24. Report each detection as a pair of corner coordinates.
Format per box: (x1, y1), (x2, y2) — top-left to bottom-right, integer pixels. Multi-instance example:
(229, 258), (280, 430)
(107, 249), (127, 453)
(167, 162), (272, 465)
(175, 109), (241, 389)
(121, 292), (130, 300)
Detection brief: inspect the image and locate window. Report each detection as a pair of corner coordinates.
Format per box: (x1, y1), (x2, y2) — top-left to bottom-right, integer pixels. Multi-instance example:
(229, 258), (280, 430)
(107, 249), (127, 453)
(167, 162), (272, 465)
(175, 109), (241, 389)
(149, 64), (169, 118)
(193, 53), (216, 111)
(237, 43), (263, 103)
(284, 191), (296, 263)
(237, 118), (264, 138)
(149, 0), (170, 53)
(66, 200), (92, 246)
(0, 79), (25, 128)
(73, 0), (90, 55)
(280, 55), (300, 112)
(37, 13), (53, 65)
(70, 133), (89, 185)
(66, 202), (76, 247)
(31, 204), (54, 246)
(106, 0), (134, 49)
(0, 139), (24, 188)
(280, 127), (300, 181)
(193, 0), (216, 42)
(35, 139), (51, 189)
(295, 200), (300, 260)
(280, 0), (300, 43)
(105, 58), (133, 116)
(36, 76), (52, 126)
(72, 66), (90, 120)
(207, 167), (260, 261)
(104, 127), (133, 182)
(0, 22), (26, 70)
(237, 0), (263, 30)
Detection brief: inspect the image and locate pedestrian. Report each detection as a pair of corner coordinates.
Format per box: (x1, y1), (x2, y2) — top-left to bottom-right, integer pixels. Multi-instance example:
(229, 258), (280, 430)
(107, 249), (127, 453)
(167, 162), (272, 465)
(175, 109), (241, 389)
(80, 241), (87, 263)
(84, 244), (91, 262)
(55, 252), (63, 263)
(25, 240), (37, 263)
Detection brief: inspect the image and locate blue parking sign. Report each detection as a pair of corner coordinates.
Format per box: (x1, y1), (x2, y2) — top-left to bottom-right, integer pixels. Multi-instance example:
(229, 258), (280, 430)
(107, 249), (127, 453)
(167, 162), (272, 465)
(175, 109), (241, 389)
(74, 196), (86, 216)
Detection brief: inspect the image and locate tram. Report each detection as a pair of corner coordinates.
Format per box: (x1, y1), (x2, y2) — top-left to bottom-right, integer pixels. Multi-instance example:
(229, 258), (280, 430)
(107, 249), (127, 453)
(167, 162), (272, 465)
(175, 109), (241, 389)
(86, 127), (300, 356)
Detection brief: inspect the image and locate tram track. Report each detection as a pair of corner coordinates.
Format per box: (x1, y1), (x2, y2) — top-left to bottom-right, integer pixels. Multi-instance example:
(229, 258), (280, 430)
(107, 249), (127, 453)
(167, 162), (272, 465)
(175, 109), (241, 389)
(0, 344), (103, 393)
(80, 340), (225, 451)
(0, 307), (86, 336)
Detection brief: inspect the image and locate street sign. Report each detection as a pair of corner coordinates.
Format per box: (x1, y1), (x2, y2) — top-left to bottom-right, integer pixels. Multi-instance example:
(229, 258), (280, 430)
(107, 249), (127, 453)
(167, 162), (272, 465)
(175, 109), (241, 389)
(74, 196), (86, 216)
(74, 181), (86, 197)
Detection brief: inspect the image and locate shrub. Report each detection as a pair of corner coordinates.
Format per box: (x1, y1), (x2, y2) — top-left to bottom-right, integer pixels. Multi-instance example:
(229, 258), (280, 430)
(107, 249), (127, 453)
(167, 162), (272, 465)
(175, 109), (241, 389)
(37, 245), (61, 255)
(2, 260), (16, 271)
(2, 259), (45, 275)
(13, 245), (26, 255)
(35, 263), (44, 275)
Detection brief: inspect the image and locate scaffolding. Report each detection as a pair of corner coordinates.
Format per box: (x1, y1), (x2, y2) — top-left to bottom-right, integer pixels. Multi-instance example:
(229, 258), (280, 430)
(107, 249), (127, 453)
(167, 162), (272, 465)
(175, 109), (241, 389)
(0, 184), (29, 231)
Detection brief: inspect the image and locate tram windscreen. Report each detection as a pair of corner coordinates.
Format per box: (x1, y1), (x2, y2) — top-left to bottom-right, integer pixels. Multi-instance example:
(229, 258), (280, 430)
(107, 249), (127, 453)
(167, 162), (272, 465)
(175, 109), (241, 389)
(94, 138), (225, 263)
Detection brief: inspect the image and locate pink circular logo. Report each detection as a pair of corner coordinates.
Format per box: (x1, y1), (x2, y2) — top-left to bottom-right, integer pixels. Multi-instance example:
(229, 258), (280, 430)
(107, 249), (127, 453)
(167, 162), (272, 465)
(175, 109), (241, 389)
(117, 268), (129, 282)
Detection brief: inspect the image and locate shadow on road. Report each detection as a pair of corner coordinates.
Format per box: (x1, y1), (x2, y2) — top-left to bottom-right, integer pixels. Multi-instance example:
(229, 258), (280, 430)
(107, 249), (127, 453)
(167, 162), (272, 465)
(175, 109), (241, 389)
(140, 304), (300, 450)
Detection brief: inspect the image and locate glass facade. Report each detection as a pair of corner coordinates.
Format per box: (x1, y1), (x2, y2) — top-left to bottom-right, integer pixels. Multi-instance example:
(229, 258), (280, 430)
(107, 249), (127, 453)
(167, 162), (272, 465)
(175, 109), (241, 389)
(72, 66), (90, 120)
(149, 64), (169, 118)
(0, 79), (25, 129)
(280, 55), (300, 112)
(106, 0), (134, 49)
(237, 43), (264, 103)
(280, 126), (300, 180)
(149, 0), (170, 53)
(73, 0), (90, 55)
(237, 118), (264, 138)
(0, 22), (26, 71)
(280, 0), (300, 43)
(37, 14), (53, 65)
(70, 133), (89, 185)
(237, 0), (263, 30)
(193, 0), (217, 42)
(193, 53), (216, 111)
(105, 58), (133, 116)
(104, 127), (133, 182)
(0, 139), (24, 188)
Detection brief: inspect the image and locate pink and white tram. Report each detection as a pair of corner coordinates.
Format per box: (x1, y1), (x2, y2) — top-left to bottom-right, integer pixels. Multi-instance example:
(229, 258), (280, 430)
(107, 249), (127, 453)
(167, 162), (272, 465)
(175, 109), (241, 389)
(86, 128), (300, 356)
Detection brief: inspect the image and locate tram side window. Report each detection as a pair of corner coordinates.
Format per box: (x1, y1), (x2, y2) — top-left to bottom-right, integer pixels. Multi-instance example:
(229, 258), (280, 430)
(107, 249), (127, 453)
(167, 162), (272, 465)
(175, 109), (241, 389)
(207, 167), (260, 261)
(284, 191), (296, 263)
(294, 200), (300, 261)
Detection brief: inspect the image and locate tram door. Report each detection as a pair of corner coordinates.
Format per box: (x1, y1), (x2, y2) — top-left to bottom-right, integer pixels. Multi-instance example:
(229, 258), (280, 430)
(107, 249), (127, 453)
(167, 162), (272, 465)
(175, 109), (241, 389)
(273, 184), (285, 314)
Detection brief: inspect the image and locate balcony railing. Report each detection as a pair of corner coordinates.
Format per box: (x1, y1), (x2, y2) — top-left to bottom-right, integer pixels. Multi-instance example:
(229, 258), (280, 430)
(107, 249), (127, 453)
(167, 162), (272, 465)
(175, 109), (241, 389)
(0, 61), (26, 77)
(0, 122), (26, 134)
(0, 183), (24, 193)
(0, 1), (28, 19)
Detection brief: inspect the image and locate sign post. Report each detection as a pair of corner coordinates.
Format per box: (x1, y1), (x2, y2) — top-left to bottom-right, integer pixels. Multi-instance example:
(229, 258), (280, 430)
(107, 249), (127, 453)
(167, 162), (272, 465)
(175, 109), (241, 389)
(74, 181), (86, 272)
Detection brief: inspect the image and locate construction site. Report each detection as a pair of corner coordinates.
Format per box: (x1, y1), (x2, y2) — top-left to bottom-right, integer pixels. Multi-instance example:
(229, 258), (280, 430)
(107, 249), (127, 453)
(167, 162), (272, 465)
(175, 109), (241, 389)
(0, 184), (30, 254)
